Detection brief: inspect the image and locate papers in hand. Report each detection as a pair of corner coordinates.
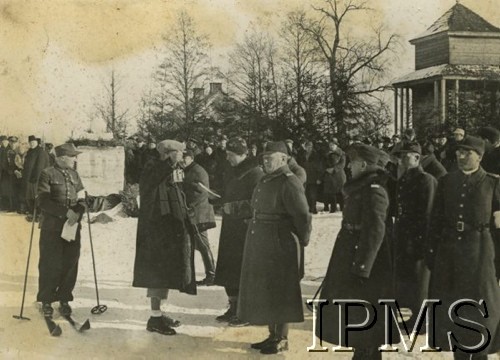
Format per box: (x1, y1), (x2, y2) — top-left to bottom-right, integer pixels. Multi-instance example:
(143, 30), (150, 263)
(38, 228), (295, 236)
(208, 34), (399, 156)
(61, 220), (79, 242)
(197, 182), (221, 199)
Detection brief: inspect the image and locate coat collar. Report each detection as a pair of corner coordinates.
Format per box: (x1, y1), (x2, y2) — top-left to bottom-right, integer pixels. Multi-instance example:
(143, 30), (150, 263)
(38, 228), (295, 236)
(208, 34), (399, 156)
(343, 170), (382, 196)
(456, 166), (487, 188)
(400, 166), (424, 181)
(261, 165), (290, 183)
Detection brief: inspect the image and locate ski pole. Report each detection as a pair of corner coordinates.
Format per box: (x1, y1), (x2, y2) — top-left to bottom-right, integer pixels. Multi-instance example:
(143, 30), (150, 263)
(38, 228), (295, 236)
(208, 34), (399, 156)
(13, 204), (37, 321)
(85, 192), (107, 315)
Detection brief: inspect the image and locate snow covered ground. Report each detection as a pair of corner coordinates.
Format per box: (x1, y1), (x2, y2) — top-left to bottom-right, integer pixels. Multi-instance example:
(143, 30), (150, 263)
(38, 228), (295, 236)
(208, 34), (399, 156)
(0, 211), (497, 359)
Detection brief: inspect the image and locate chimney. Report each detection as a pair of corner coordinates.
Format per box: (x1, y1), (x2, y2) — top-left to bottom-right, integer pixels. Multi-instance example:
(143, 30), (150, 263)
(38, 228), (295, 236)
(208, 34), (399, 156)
(209, 82), (222, 95)
(193, 87), (204, 98)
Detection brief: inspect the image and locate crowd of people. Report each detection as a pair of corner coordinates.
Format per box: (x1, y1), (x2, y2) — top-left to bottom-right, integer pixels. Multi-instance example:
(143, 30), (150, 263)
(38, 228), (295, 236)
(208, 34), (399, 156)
(5, 124), (500, 358)
(0, 134), (54, 219)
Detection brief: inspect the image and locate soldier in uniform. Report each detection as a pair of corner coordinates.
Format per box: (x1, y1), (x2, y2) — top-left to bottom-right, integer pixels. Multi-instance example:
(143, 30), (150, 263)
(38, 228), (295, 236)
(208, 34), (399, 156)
(315, 143), (395, 360)
(238, 141), (311, 354)
(392, 142), (437, 329)
(213, 137), (264, 326)
(427, 135), (500, 359)
(133, 140), (195, 336)
(182, 149), (216, 286)
(36, 143), (87, 317)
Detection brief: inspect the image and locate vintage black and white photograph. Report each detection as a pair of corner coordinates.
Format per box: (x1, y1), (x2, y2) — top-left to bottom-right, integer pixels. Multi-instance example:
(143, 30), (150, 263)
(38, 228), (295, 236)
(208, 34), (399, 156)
(1, 0), (499, 358)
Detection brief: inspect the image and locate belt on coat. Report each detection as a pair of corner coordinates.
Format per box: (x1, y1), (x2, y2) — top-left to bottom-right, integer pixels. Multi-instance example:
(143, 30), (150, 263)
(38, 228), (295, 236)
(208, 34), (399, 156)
(253, 213), (288, 222)
(445, 221), (490, 233)
(342, 221), (362, 231)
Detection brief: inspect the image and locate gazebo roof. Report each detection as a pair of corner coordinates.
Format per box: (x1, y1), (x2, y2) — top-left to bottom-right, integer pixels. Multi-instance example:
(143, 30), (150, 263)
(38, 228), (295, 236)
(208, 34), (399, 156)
(411, 3), (500, 42)
(392, 64), (500, 86)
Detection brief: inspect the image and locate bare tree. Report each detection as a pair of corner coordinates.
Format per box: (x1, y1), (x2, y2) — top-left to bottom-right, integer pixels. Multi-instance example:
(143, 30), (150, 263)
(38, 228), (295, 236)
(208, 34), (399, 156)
(155, 11), (210, 138)
(223, 30), (279, 139)
(302, 0), (399, 140)
(94, 70), (129, 139)
(278, 10), (327, 139)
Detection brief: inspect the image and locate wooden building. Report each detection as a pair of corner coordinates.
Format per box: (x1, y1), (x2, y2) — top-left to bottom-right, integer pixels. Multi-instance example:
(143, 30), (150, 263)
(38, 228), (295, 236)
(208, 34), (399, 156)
(392, 3), (500, 136)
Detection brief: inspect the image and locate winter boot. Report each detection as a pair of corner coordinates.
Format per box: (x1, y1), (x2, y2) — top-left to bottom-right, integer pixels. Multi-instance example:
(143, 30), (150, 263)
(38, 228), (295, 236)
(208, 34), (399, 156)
(59, 302), (72, 316)
(146, 316), (176, 335)
(41, 303), (54, 317)
(260, 338), (289, 355)
(215, 304), (235, 322)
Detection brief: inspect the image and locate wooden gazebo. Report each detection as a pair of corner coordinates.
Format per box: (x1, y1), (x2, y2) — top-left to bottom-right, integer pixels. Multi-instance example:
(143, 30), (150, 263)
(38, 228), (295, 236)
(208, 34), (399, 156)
(392, 3), (500, 135)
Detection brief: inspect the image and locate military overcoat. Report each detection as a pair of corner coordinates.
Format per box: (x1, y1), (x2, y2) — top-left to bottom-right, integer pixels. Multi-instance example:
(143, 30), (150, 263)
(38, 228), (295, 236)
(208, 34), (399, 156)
(238, 165), (311, 324)
(393, 166), (437, 313)
(213, 157), (264, 288)
(427, 168), (500, 355)
(316, 170), (396, 347)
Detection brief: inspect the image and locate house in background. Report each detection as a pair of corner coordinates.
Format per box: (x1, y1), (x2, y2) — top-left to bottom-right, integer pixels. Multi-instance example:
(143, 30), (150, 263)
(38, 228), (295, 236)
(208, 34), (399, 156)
(392, 2), (500, 137)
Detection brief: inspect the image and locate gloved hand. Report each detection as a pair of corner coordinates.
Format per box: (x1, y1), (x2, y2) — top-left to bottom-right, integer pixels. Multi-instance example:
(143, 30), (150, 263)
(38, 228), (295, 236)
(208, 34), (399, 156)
(66, 209), (80, 226)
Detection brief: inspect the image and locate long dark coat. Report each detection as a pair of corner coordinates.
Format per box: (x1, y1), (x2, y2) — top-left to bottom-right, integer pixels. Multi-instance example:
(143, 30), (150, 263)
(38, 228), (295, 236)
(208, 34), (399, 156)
(322, 149), (346, 196)
(427, 168), (500, 354)
(22, 146), (50, 184)
(297, 149), (324, 185)
(421, 153), (447, 180)
(214, 157), (264, 289)
(238, 166), (311, 325)
(394, 166), (437, 314)
(132, 159), (196, 295)
(0, 146), (14, 195)
(183, 161), (216, 231)
(481, 146), (500, 175)
(316, 170), (396, 347)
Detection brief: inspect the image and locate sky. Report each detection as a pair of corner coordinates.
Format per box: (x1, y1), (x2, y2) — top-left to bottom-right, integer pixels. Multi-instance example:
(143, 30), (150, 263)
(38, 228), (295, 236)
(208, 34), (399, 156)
(1, 0), (499, 143)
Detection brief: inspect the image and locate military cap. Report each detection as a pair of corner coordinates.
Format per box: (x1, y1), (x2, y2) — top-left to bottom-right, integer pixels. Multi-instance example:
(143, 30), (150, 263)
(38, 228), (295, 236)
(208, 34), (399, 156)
(393, 141), (421, 155)
(157, 139), (185, 153)
(456, 135), (485, 156)
(330, 137), (339, 145)
(477, 126), (500, 144)
(136, 136), (145, 143)
(183, 149), (195, 158)
(220, 135), (228, 141)
(263, 141), (288, 155)
(55, 143), (82, 157)
(28, 135), (37, 142)
(8, 136), (18, 142)
(284, 139), (293, 144)
(346, 143), (380, 165)
(0, 135), (6, 141)
(226, 137), (247, 155)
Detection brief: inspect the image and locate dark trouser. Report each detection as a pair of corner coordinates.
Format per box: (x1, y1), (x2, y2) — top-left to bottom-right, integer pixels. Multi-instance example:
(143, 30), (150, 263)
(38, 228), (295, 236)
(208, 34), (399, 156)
(25, 182), (38, 215)
(37, 228), (81, 303)
(395, 257), (430, 323)
(305, 184), (318, 213)
(195, 230), (215, 277)
(323, 193), (337, 212)
(268, 323), (289, 339)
